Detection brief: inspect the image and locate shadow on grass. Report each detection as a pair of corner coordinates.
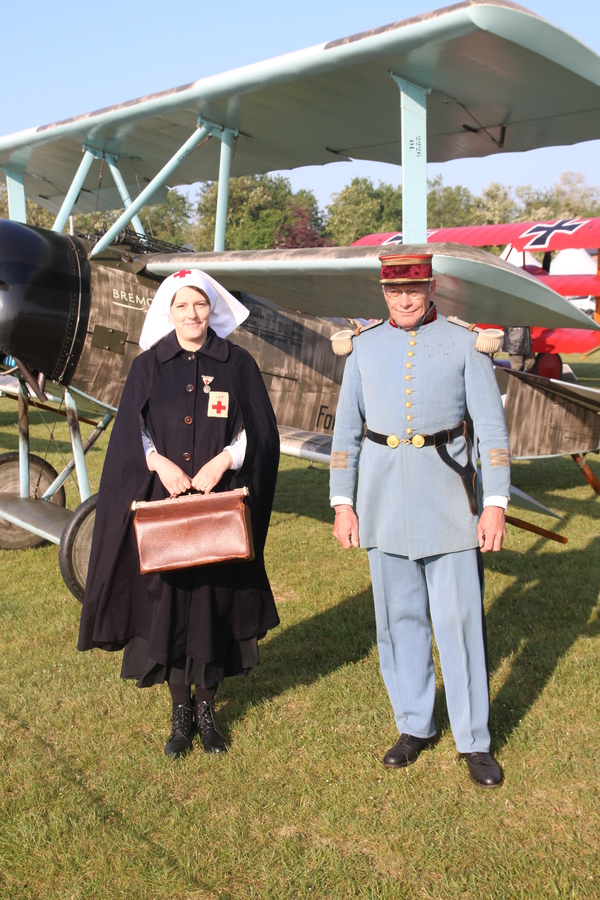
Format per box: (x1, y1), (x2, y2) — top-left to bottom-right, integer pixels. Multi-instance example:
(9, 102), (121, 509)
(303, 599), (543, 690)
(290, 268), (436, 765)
(0, 435), (75, 455)
(495, 457), (600, 749)
(0, 406), (74, 456)
(223, 525), (600, 750)
(485, 531), (600, 750)
(511, 456), (600, 509)
(431, 528), (600, 751)
(0, 716), (209, 894)
(272, 457), (600, 752)
(219, 588), (376, 727)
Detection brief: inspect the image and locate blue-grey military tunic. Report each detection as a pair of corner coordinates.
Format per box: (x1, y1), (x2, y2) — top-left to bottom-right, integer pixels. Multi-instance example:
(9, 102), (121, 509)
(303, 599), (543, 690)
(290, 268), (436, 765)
(330, 312), (510, 559)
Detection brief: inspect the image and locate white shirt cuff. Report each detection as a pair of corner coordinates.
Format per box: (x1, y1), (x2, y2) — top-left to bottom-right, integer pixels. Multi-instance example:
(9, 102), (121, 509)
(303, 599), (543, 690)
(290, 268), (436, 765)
(224, 430), (247, 471)
(331, 495), (354, 508)
(140, 414), (157, 460)
(483, 495), (508, 510)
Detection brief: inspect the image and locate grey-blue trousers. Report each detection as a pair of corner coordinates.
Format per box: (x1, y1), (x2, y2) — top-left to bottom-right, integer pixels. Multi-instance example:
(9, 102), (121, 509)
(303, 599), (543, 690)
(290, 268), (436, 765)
(368, 547), (490, 753)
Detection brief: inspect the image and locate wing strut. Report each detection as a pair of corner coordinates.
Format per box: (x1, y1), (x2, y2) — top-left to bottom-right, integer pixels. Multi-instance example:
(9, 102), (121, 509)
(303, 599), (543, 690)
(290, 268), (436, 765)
(53, 142), (150, 236)
(89, 116), (238, 257)
(2, 168), (26, 223)
(214, 127), (237, 251)
(390, 74), (429, 244)
(52, 148), (96, 232)
(90, 119), (212, 254)
(106, 155), (146, 236)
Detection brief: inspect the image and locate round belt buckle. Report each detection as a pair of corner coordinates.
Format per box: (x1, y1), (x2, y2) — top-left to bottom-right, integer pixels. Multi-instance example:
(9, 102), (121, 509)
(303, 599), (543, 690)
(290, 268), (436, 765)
(411, 434), (425, 448)
(386, 434), (400, 449)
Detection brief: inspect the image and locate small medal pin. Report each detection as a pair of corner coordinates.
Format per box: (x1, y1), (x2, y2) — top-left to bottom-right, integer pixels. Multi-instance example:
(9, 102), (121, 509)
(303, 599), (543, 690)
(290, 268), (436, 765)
(201, 375), (214, 394)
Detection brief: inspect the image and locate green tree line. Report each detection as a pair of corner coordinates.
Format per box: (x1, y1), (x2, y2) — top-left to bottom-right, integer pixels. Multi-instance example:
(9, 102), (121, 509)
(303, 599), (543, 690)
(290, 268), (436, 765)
(1, 170), (598, 249)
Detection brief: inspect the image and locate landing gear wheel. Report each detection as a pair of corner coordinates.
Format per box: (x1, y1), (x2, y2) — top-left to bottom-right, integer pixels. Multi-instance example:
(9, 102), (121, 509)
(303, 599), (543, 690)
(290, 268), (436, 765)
(59, 493), (98, 603)
(534, 352), (562, 380)
(0, 452), (66, 549)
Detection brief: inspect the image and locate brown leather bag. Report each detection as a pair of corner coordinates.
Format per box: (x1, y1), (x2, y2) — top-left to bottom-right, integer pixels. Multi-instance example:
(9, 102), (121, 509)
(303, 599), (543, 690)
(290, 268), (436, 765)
(132, 487), (254, 574)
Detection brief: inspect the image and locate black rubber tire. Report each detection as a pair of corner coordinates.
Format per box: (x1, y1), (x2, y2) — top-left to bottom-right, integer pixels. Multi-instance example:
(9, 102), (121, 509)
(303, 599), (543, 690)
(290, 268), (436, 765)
(0, 452), (66, 549)
(58, 493), (98, 603)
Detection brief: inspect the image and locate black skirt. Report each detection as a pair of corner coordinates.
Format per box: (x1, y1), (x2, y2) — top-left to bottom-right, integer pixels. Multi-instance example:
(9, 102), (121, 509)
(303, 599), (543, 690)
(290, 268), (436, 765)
(120, 634), (261, 689)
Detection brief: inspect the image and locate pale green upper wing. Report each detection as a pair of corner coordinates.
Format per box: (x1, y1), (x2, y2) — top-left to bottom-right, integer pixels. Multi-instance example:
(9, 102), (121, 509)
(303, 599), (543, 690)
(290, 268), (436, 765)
(2, 1), (600, 214)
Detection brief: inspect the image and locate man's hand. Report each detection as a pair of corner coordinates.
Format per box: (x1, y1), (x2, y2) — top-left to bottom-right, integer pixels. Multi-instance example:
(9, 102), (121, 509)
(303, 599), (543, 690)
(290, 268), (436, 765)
(147, 452), (192, 497)
(478, 506), (506, 553)
(191, 450), (233, 494)
(333, 505), (359, 549)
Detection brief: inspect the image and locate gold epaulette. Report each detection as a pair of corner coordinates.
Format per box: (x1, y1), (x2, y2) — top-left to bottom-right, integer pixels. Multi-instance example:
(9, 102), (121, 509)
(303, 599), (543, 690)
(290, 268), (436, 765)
(447, 317), (505, 355)
(330, 319), (385, 356)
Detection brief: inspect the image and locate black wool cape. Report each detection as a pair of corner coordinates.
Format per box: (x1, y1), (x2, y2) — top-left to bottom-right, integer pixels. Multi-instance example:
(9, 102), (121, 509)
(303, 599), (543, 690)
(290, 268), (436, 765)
(78, 329), (280, 666)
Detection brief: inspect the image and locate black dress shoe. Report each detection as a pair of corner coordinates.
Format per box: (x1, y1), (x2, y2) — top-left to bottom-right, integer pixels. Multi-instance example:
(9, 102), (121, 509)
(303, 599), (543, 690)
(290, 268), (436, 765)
(164, 702), (194, 759)
(383, 733), (435, 768)
(194, 697), (227, 754)
(459, 752), (503, 787)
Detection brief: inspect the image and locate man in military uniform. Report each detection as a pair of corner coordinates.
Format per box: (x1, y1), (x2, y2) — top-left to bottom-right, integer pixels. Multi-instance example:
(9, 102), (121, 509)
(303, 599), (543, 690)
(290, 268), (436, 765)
(330, 253), (510, 788)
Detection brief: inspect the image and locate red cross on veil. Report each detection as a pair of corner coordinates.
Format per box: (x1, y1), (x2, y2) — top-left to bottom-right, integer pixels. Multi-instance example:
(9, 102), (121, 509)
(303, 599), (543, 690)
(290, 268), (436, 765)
(174, 270), (193, 278)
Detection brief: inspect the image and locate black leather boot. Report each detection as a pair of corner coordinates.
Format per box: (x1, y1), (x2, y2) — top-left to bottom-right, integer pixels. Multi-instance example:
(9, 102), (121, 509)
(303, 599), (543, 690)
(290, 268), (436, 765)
(164, 702), (194, 759)
(194, 696), (227, 754)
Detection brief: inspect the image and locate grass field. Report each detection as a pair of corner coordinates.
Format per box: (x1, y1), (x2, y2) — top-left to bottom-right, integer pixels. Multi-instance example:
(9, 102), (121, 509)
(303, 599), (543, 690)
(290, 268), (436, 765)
(1, 356), (599, 899)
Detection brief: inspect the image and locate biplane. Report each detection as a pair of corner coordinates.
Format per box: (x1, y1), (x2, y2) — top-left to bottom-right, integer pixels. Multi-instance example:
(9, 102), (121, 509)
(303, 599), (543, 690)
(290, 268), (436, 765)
(1, 0), (600, 599)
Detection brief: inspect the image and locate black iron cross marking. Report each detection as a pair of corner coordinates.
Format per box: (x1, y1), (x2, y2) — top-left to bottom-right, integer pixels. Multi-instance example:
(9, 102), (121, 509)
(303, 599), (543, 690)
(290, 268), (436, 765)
(382, 229), (436, 246)
(519, 219), (588, 250)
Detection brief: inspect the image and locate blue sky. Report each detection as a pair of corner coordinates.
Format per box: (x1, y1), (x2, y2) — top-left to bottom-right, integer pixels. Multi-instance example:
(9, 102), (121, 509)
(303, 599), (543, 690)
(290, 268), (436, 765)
(2, 0), (599, 209)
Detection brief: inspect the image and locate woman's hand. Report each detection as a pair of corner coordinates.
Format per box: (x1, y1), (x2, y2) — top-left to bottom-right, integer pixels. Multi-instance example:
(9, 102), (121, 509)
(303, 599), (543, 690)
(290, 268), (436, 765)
(192, 450), (233, 493)
(147, 452), (192, 497)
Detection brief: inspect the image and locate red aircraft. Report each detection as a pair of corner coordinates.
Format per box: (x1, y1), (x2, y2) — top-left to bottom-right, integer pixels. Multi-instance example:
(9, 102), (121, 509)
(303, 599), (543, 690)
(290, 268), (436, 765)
(354, 218), (600, 366)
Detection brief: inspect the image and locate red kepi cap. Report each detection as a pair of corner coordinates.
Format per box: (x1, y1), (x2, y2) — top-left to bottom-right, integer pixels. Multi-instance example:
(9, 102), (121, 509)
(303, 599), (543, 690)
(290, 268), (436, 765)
(379, 253), (433, 284)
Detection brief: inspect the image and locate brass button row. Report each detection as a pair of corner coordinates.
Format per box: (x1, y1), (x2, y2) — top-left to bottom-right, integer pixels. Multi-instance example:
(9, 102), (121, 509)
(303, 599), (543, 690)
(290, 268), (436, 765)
(406, 356), (416, 425)
(405, 329), (416, 424)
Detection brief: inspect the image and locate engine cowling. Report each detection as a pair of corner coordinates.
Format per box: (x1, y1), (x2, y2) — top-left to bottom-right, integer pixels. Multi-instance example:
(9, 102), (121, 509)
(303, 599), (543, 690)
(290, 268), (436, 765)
(0, 220), (91, 384)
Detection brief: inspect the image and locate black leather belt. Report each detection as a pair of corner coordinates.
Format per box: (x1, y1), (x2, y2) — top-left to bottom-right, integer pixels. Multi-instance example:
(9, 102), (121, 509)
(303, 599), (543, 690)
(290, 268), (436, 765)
(366, 421), (467, 450)
(365, 420), (479, 515)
